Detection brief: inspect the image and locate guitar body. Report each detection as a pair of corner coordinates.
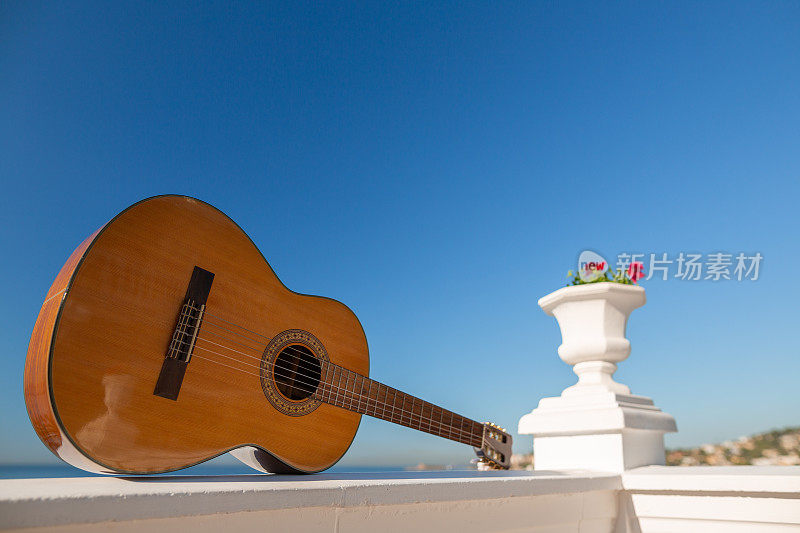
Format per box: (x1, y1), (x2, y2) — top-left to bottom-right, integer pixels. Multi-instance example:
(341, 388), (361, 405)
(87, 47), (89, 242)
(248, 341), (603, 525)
(24, 195), (369, 474)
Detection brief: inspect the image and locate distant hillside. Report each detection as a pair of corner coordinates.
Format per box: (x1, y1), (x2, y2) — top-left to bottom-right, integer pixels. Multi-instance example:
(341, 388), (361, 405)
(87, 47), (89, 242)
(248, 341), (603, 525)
(667, 427), (800, 466)
(508, 426), (800, 470)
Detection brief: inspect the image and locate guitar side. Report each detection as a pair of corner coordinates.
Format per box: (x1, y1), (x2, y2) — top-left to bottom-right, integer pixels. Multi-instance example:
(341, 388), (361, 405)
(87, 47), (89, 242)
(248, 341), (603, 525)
(24, 195), (369, 474)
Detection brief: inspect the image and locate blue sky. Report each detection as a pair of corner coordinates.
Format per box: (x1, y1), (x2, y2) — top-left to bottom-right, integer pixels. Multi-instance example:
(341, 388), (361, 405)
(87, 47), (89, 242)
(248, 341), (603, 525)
(1, 1), (799, 468)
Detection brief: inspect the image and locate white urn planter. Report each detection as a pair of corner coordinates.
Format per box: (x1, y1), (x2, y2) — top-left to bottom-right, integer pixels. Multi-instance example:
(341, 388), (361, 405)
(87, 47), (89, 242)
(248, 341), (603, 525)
(518, 283), (676, 473)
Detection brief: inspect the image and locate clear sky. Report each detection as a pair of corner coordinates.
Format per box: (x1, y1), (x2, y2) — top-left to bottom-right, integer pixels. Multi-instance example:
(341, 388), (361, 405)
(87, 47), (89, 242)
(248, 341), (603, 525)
(1, 1), (799, 468)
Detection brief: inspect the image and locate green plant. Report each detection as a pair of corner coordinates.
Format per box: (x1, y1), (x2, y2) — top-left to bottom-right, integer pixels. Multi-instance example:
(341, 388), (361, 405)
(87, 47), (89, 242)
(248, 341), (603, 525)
(566, 261), (645, 286)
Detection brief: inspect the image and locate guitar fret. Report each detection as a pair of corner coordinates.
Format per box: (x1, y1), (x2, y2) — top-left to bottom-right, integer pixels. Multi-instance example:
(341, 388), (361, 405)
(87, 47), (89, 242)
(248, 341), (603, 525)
(345, 370), (352, 409)
(341, 369), (350, 409)
(390, 389), (397, 424)
(319, 364), (326, 401)
(364, 381), (371, 416)
(358, 374), (366, 414)
(331, 366), (337, 406)
(396, 392), (405, 426)
(325, 364), (332, 402)
(322, 364), (329, 403)
(344, 370), (351, 409)
(339, 369), (346, 409)
(382, 386), (389, 421)
(394, 392), (402, 426)
(390, 392), (397, 425)
(355, 373), (362, 412)
(317, 364), (326, 401)
(420, 402), (431, 433)
(359, 380), (365, 415)
(448, 411), (455, 441)
(360, 379), (367, 415)
(336, 367), (344, 407)
(402, 394), (411, 427)
(340, 371), (345, 408)
(328, 365), (335, 405)
(375, 384), (383, 419)
(346, 372), (353, 411)
(354, 373), (362, 412)
(353, 373), (361, 413)
(361, 376), (368, 414)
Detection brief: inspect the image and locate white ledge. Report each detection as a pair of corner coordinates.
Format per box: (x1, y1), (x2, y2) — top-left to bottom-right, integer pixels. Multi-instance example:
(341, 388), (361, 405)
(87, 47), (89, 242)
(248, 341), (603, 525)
(5, 467), (799, 532)
(623, 465), (800, 494)
(0, 470), (620, 530)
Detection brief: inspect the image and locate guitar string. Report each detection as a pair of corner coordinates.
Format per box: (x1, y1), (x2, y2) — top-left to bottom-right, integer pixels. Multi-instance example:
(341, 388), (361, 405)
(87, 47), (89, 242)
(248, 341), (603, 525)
(175, 304), (459, 397)
(192, 331), (357, 393)
(173, 307), (347, 384)
(167, 329), (483, 444)
(172, 315), (487, 442)
(192, 317), (448, 411)
(169, 311), (486, 438)
(190, 333), (484, 439)
(189, 351), (481, 445)
(195, 317), (419, 394)
(183, 310), (414, 404)
(167, 306), (486, 442)
(189, 345), (482, 444)
(167, 334), (482, 444)
(177, 306), (352, 377)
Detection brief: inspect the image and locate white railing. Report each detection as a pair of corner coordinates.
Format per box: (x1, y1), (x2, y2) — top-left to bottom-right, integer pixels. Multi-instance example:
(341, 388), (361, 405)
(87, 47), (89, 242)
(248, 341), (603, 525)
(0, 470), (622, 532)
(4, 285), (797, 532)
(1, 467), (798, 532)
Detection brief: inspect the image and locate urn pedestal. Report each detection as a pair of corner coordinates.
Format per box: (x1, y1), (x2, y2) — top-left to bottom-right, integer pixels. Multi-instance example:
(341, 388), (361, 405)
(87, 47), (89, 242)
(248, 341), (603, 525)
(518, 283), (676, 473)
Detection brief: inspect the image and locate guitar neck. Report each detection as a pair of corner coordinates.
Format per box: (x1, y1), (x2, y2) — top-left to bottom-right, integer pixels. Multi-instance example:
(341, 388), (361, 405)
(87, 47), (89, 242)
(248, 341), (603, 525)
(313, 361), (484, 448)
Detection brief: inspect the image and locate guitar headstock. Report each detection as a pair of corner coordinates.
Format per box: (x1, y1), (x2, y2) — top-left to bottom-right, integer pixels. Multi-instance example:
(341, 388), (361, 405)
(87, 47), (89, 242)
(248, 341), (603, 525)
(476, 422), (512, 470)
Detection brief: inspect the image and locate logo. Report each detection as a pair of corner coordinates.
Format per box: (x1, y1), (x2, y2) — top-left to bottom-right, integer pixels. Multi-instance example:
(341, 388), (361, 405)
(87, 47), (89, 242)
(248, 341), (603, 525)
(578, 250), (608, 282)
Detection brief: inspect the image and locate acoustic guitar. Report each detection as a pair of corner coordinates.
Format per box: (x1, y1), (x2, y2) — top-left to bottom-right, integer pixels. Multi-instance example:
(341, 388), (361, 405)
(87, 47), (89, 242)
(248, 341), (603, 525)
(24, 195), (512, 474)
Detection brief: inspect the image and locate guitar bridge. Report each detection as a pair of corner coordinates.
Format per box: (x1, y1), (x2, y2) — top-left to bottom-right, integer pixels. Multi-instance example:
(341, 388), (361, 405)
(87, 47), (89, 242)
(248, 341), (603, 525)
(153, 266), (214, 400)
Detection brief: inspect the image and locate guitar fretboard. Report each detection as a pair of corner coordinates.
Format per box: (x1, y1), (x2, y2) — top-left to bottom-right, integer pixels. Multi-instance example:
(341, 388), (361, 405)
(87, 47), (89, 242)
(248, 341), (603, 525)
(313, 361), (484, 448)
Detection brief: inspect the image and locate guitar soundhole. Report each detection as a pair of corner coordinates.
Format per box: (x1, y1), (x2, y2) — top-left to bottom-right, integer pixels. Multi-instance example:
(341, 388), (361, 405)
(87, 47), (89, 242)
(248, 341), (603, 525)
(274, 344), (321, 401)
(260, 329), (328, 417)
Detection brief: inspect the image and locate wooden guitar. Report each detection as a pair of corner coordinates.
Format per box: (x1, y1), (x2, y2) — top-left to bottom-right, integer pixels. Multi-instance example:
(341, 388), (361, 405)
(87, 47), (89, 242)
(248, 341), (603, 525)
(24, 195), (512, 474)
